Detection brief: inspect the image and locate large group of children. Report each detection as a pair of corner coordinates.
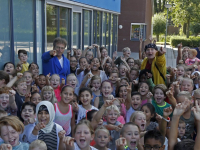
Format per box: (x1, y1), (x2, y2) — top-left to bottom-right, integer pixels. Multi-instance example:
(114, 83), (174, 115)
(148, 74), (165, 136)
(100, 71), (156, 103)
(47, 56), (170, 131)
(0, 37), (200, 150)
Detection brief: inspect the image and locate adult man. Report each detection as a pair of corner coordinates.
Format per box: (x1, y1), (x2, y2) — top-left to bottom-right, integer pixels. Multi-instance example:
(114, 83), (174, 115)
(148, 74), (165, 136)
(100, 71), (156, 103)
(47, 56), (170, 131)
(140, 43), (166, 85)
(42, 37), (70, 81)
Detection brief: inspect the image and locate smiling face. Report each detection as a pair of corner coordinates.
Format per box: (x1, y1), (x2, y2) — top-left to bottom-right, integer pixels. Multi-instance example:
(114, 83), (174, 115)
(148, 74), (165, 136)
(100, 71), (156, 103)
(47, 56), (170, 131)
(79, 91), (93, 107)
(119, 86), (127, 99)
(1, 125), (20, 147)
(101, 49), (108, 58)
(145, 48), (156, 60)
(75, 124), (93, 149)
(154, 88), (166, 105)
(31, 93), (42, 106)
(180, 79), (193, 93)
(91, 79), (101, 90)
(134, 113), (146, 131)
(80, 58), (88, 68)
(86, 51), (94, 61)
(50, 75), (60, 89)
(19, 53), (28, 63)
(119, 65), (127, 77)
(0, 94), (9, 109)
(21, 105), (35, 122)
(106, 109), (119, 124)
(29, 64), (39, 76)
(129, 70), (138, 81)
(176, 66), (185, 77)
(131, 94), (142, 110)
(101, 82), (113, 98)
(37, 75), (46, 89)
(43, 90), (53, 102)
(95, 130), (110, 148)
(4, 63), (15, 75)
(16, 82), (27, 96)
(91, 58), (100, 71)
(61, 87), (74, 104)
(109, 73), (119, 84)
(54, 43), (66, 58)
(123, 50), (131, 58)
(37, 110), (50, 125)
(127, 59), (134, 68)
(141, 105), (153, 122)
(67, 76), (77, 89)
(23, 72), (33, 86)
(138, 83), (149, 96)
(70, 57), (77, 69)
(122, 125), (140, 150)
(188, 51), (194, 59)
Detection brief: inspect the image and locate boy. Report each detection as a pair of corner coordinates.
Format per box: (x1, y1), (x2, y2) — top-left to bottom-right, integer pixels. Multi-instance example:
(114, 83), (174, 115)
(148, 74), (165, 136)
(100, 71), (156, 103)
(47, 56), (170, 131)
(18, 49), (29, 73)
(13, 77), (27, 117)
(129, 68), (139, 82)
(144, 130), (165, 150)
(178, 120), (186, 140)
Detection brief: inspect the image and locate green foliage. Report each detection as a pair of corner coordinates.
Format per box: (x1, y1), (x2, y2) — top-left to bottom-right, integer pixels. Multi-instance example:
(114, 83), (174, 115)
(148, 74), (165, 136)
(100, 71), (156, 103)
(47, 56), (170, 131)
(170, 36), (200, 47)
(190, 23), (200, 36)
(153, 13), (166, 35)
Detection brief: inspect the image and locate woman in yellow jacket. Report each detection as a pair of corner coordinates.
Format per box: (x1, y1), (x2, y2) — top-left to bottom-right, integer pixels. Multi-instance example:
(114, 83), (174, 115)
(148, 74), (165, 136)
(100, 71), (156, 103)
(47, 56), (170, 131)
(140, 43), (166, 85)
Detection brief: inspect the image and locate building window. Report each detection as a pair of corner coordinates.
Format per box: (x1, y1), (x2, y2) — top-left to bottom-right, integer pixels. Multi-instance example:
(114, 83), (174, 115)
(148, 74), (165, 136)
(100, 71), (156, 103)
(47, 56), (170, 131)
(130, 23), (146, 41)
(73, 12), (81, 49)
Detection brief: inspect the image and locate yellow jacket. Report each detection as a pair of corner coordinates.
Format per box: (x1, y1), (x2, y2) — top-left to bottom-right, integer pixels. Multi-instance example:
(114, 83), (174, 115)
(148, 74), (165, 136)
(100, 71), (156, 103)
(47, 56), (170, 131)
(141, 52), (166, 85)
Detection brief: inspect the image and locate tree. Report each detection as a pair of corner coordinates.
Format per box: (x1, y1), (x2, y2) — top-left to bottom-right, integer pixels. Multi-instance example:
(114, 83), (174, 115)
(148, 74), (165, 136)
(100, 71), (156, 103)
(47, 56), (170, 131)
(153, 13), (166, 41)
(154, 0), (166, 13)
(190, 23), (200, 36)
(168, 0), (200, 38)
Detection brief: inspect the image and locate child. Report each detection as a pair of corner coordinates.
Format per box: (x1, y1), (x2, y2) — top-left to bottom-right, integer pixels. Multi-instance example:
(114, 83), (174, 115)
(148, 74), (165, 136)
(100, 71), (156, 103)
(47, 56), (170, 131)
(29, 140), (47, 150)
(127, 57), (135, 69)
(70, 56), (78, 74)
(74, 88), (98, 123)
(0, 87), (17, 116)
(13, 77), (27, 117)
(118, 63), (129, 78)
(30, 92), (41, 106)
(90, 76), (101, 106)
(58, 119), (98, 150)
(31, 101), (63, 150)
(113, 98), (125, 124)
(144, 130), (165, 150)
(129, 68), (139, 82)
(0, 70), (10, 88)
(20, 102), (36, 143)
(28, 63), (39, 79)
(35, 74), (46, 92)
(138, 82), (151, 105)
(94, 126), (110, 150)
(0, 116), (29, 149)
(130, 111), (146, 132)
(18, 49), (29, 73)
(54, 85), (75, 136)
(115, 122), (141, 150)
(103, 105), (122, 150)
(176, 64), (185, 78)
(152, 84), (171, 117)
(185, 49), (200, 65)
(66, 74), (79, 95)
(180, 77), (194, 94)
(178, 120), (186, 140)
(141, 103), (158, 131)
(40, 86), (57, 104)
(114, 47), (131, 65)
(109, 71), (120, 97)
(3, 62), (16, 80)
(23, 71), (33, 94)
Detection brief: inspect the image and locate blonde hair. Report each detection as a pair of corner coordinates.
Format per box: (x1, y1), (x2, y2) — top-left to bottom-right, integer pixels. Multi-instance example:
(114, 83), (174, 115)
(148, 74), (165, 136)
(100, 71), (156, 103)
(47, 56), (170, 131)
(66, 73), (78, 86)
(193, 89), (200, 97)
(94, 126), (110, 137)
(13, 77), (26, 87)
(23, 71), (33, 77)
(122, 47), (130, 52)
(50, 74), (60, 81)
(188, 49), (197, 57)
(40, 86), (57, 104)
(0, 116), (24, 135)
(74, 119), (94, 134)
(177, 91), (192, 100)
(181, 77), (193, 86)
(104, 105), (120, 117)
(130, 111), (146, 123)
(91, 75), (101, 83)
(29, 140), (47, 150)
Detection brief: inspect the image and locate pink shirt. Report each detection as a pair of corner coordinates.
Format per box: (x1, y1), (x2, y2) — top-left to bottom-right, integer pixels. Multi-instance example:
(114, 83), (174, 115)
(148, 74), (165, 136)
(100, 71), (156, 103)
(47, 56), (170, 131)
(117, 115), (125, 124)
(54, 86), (61, 102)
(185, 58), (200, 65)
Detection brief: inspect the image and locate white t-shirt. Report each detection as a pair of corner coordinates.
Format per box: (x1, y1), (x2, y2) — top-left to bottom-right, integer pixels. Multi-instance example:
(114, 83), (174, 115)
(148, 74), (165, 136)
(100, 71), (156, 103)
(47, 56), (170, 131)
(19, 123), (35, 143)
(74, 142), (98, 150)
(59, 57), (63, 68)
(126, 107), (135, 122)
(77, 105), (98, 123)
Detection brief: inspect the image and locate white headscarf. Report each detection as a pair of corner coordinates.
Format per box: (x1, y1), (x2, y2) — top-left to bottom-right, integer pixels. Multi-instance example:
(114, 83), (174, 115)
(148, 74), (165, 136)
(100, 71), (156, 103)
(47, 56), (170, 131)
(36, 101), (55, 133)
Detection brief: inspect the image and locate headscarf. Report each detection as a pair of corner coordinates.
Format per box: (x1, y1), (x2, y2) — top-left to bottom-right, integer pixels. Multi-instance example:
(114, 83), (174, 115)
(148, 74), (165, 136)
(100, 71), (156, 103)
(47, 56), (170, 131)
(36, 101), (55, 133)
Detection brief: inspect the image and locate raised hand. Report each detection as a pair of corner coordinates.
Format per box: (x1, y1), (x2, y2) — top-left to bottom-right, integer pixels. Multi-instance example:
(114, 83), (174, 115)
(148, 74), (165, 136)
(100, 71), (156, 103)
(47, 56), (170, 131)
(9, 90), (16, 97)
(192, 100), (200, 121)
(63, 136), (75, 147)
(0, 144), (12, 150)
(92, 44), (99, 48)
(50, 50), (57, 56)
(17, 73), (23, 79)
(58, 130), (66, 140)
(91, 87), (97, 92)
(163, 106), (173, 117)
(146, 72), (153, 79)
(146, 92), (153, 100)
(173, 98), (191, 117)
(166, 74), (171, 79)
(177, 43), (182, 48)
(166, 87), (173, 98)
(104, 99), (116, 107)
(34, 122), (45, 131)
(158, 47), (166, 56)
(126, 82), (132, 93)
(173, 81), (179, 88)
(61, 78), (65, 85)
(132, 80), (138, 85)
(88, 46), (94, 49)
(115, 137), (127, 148)
(27, 118), (35, 124)
(72, 102), (79, 112)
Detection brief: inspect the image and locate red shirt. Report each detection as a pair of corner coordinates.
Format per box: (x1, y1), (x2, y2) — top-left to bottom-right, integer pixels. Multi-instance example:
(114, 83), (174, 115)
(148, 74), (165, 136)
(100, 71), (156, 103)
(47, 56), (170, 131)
(145, 61), (152, 71)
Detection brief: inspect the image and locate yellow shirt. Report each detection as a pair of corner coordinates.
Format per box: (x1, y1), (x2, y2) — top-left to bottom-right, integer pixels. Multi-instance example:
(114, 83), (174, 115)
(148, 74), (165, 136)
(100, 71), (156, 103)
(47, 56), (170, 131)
(20, 62), (29, 73)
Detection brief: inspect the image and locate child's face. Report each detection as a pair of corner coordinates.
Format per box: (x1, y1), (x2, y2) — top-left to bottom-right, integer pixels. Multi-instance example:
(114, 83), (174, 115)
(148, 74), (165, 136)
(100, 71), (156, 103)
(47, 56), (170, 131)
(141, 106), (153, 122)
(76, 49), (82, 57)
(37, 110), (50, 125)
(122, 125), (140, 149)
(86, 51), (93, 61)
(91, 58), (100, 71)
(101, 82), (113, 98)
(144, 138), (164, 150)
(21, 105), (35, 122)
(180, 80), (193, 93)
(119, 86), (127, 100)
(140, 74), (147, 82)
(95, 130), (110, 148)
(61, 87), (74, 104)
(67, 76), (77, 89)
(120, 79), (128, 86)
(19, 53), (28, 63)
(194, 93), (200, 105)
(119, 65), (127, 77)
(1, 125), (20, 147)
(129, 70), (138, 81)
(23, 72), (33, 86)
(138, 83), (149, 96)
(50, 75), (60, 89)
(31, 93), (42, 106)
(127, 59), (134, 68)
(109, 73), (118, 84)
(80, 58), (88, 67)
(79, 91), (93, 106)
(0, 94), (9, 109)
(30, 64), (39, 76)
(123, 50), (131, 58)
(188, 51), (194, 59)
(178, 123), (186, 138)
(70, 57), (77, 68)
(91, 79), (101, 90)
(16, 82), (27, 96)
(37, 76), (46, 89)
(134, 113), (146, 131)
(176, 66), (185, 77)
(154, 88), (166, 105)
(177, 96), (191, 113)
(186, 71), (192, 77)
(43, 90), (52, 101)
(4, 63), (15, 75)
(106, 109), (118, 124)
(131, 95), (142, 110)
(75, 124), (93, 149)
(101, 49), (108, 58)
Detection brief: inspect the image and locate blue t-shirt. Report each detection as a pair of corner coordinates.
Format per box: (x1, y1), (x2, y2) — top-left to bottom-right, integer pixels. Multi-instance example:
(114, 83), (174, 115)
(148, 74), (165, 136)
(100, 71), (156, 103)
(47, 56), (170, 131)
(195, 47), (200, 59)
(0, 142), (29, 150)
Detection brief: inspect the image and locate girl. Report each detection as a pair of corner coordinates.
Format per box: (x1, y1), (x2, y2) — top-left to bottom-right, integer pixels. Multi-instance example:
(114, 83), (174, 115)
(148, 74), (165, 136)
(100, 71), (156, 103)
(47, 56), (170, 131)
(138, 82), (151, 105)
(54, 85), (75, 136)
(0, 71), (10, 88)
(94, 126), (111, 150)
(29, 140), (47, 150)
(31, 101), (63, 150)
(141, 103), (158, 131)
(74, 88), (98, 123)
(0, 116), (29, 149)
(23, 71), (33, 94)
(90, 76), (101, 106)
(28, 63), (39, 79)
(20, 102), (36, 143)
(3, 62), (16, 80)
(58, 119), (97, 150)
(176, 64), (185, 78)
(130, 111), (146, 134)
(127, 57), (135, 69)
(113, 98), (125, 124)
(109, 71), (120, 97)
(66, 73), (79, 95)
(35, 74), (46, 92)
(30, 92), (42, 106)
(40, 86), (57, 104)
(118, 63), (129, 78)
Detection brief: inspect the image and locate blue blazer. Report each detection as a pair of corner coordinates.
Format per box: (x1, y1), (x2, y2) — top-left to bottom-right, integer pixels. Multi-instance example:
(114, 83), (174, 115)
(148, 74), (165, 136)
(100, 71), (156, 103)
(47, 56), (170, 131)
(42, 51), (70, 81)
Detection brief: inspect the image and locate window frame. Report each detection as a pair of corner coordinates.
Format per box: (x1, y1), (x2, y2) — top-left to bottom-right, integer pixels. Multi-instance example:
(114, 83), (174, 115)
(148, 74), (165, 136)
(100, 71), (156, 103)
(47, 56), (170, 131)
(130, 23), (146, 41)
